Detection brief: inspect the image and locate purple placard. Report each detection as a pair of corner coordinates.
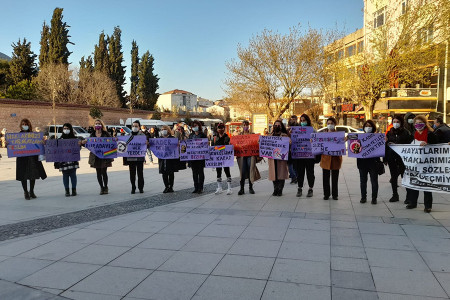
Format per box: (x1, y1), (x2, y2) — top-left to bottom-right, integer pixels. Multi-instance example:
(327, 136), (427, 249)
(149, 138), (180, 159)
(291, 126), (314, 159)
(311, 132), (346, 156)
(45, 139), (81, 162)
(85, 137), (118, 159)
(6, 132), (44, 157)
(205, 145), (235, 168)
(180, 138), (210, 161)
(259, 135), (290, 160)
(117, 135), (147, 157)
(347, 133), (385, 158)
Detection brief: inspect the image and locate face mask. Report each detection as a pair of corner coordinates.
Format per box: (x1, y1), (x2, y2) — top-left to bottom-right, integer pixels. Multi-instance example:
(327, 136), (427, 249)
(95, 125), (102, 130)
(243, 126), (249, 131)
(63, 129), (70, 135)
(414, 123), (426, 130)
(393, 123), (400, 129)
(132, 127), (139, 133)
(273, 126), (281, 132)
(408, 119), (414, 124)
(432, 124), (437, 129)
(192, 126), (199, 132)
(364, 127), (373, 133)
(22, 125), (29, 131)
(327, 124), (335, 131)
(300, 122), (308, 126)
(161, 130), (168, 136)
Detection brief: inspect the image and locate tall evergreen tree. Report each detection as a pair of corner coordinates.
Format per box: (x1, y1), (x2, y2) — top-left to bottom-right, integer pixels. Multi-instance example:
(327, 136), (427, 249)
(48, 8), (72, 65)
(80, 55), (94, 73)
(94, 32), (109, 74)
(137, 51), (159, 109)
(108, 27), (126, 107)
(130, 40), (139, 104)
(39, 21), (50, 67)
(7, 38), (37, 85)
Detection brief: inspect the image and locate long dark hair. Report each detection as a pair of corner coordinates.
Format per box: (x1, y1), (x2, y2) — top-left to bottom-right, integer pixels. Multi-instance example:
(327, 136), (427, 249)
(273, 119), (288, 134)
(300, 114), (312, 126)
(392, 115), (405, 128)
(61, 123), (76, 139)
(192, 120), (203, 132)
(20, 118), (32, 132)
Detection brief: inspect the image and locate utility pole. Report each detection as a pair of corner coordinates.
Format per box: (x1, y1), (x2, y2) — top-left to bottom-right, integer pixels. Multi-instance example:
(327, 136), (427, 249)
(444, 40), (448, 123)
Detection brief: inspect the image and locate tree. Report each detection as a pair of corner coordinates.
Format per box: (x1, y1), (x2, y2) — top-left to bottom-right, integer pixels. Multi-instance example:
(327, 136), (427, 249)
(137, 50), (159, 109)
(108, 26), (126, 107)
(5, 80), (36, 99)
(7, 38), (37, 85)
(75, 69), (120, 107)
(33, 63), (73, 103)
(0, 59), (10, 96)
(39, 21), (50, 67)
(225, 26), (322, 122)
(94, 32), (110, 74)
(130, 40), (139, 104)
(80, 55), (94, 73)
(48, 8), (72, 65)
(89, 106), (103, 119)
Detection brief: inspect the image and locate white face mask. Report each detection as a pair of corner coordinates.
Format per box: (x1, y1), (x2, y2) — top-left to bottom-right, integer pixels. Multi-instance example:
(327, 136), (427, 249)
(393, 123), (400, 129)
(192, 126), (199, 132)
(22, 125), (29, 131)
(161, 130), (168, 136)
(408, 119), (414, 124)
(132, 127), (139, 133)
(327, 124), (335, 131)
(63, 129), (70, 135)
(364, 127), (373, 133)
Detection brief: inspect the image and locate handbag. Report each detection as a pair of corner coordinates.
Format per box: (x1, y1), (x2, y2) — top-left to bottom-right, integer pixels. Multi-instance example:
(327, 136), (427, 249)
(376, 160), (385, 175)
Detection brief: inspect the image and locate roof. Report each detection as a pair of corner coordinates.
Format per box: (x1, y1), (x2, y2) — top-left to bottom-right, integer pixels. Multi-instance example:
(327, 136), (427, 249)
(162, 89), (193, 95)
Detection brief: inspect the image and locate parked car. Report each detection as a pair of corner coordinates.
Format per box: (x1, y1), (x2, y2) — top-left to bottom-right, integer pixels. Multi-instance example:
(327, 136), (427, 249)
(106, 125), (132, 136)
(46, 125), (91, 140)
(317, 125), (363, 134)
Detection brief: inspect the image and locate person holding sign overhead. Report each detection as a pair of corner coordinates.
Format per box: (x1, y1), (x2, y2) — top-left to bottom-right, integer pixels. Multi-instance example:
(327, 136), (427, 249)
(212, 123), (232, 195)
(123, 120), (146, 194)
(189, 120), (207, 194)
(56, 123), (80, 197)
(268, 120), (290, 196)
(158, 125), (179, 193)
(321, 117), (342, 200)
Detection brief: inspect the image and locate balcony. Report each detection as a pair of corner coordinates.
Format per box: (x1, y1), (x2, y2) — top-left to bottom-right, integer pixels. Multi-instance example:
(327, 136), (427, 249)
(375, 88), (438, 114)
(380, 88), (437, 99)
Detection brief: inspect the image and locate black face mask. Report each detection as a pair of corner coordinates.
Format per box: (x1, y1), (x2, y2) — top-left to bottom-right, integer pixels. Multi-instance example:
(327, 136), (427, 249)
(273, 126), (281, 133)
(288, 121), (297, 126)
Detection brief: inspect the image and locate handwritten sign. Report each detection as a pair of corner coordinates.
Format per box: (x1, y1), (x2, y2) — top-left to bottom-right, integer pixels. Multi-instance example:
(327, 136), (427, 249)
(205, 145), (234, 168)
(230, 134), (260, 157)
(347, 133), (385, 158)
(180, 138), (210, 161)
(85, 137), (118, 159)
(149, 138), (180, 159)
(259, 135), (290, 160)
(117, 135), (147, 157)
(291, 126), (314, 159)
(6, 132), (44, 157)
(311, 132), (346, 156)
(45, 139), (80, 162)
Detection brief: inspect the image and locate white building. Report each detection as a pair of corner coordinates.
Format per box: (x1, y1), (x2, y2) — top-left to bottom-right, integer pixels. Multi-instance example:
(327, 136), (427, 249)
(156, 89), (197, 111)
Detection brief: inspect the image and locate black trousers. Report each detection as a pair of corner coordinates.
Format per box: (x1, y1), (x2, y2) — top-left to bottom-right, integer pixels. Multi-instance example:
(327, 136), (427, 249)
(162, 172), (174, 188)
(96, 168), (108, 188)
(407, 189), (433, 209)
(129, 161), (144, 190)
(387, 159), (403, 195)
(216, 167), (231, 180)
(295, 159), (315, 189)
(323, 169), (339, 198)
(359, 165), (378, 199)
(192, 163), (205, 190)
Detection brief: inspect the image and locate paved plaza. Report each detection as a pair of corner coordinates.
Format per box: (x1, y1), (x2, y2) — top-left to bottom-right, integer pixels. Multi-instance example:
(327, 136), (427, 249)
(1, 148), (450, 299)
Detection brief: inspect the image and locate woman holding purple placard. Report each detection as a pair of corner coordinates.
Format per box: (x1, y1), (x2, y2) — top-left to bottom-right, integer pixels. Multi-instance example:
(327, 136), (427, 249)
(268, 120), (289, 196)
(188, 120), (207, 194)
(123, 120), (146, 194)
(212, 123), (232, 195)
(320, 117), (342, 200)
(56, 123), (80, 197)
(158, 125), (179, 193)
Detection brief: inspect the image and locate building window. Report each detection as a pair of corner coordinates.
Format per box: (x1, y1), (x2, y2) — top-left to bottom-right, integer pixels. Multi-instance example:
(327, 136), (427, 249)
(401, 0), (409, 14)
(346, 44), (356, 57)
(373, 7), (386, 28)
(337, 49), (344, 60)
(326, 54), (333, 63)
(418, 24), (433, 43)
(182, 96), (186, 106)
(357, 41), (364, 53)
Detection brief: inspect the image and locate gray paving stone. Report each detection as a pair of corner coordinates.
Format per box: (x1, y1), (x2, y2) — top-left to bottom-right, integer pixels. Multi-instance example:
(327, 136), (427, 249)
(305, 213), (331, 220)
(262, 281), (331, 300)
(433, 272), (450, 296)
(19, 241), (87, 261)
(144, 211), (187, 222)
(240, 226), (287, 241)
(62, 244), (130, 265)
(181, 236), (236, 254)
(366, 248), (429, 271)
(331, 214), (357, 222)
(137, 233), (194, 250)
(228, 238), (281, 258)
(402, 225), (450, 239)
(331, 227), (361, 237)
(211, 215), (254, 226)
(94, 231), (152, 247)
(158, 251), (224, 274)
(331, 220), (358, 228)
(331, 270), (376, 291)
(109, 248), (174, 270)
(358, 222), (405, 236)
(331, 256), (371, 273)
(410, 236), (450, 253)
(174, 213), (218, 224)
(198, 224), (246, 238)
(331, 245), (367, 259)
(158, 222), (208, 235)
(68, 266), (151, 297)
(128, 270), (207, 300)
(371, 267), (447, 297)
(19, 261), (101, 290)
(192, 275), (266, 300)
(55, 229), (114, 244)
(361, 233), (416, 251)
(278, 241), (330, 262)
(0, 257), (53, 282)
(331, 235), (364, 247)
(61, 290), (121, 300)
(289, 218), (330, 231)
(284, 228), (330, 245)
(121, 220), (171, 233)
(270, 258), (331, 286)
(212, 254), (274, 280)
(0, 279), (68, 300)
(332, 287), (379, 300)
(249, 216), (291, 228)
(421, 252), (450, 272)
(378, 292), (448, 300)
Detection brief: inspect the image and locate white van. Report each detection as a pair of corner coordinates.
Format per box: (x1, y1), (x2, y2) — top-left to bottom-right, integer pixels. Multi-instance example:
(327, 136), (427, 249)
(46, 125), (91, 140)
(125, 118), (167, 128)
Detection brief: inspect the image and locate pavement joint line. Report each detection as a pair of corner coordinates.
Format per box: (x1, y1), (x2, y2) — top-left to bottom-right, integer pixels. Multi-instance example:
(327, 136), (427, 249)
(0, 171), (268, 242)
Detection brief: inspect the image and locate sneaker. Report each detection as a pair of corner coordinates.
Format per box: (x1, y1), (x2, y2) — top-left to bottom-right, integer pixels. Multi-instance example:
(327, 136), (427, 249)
(238, 188), (244, 195)
(226, 188), (232, 195)
(167, 188), (173, 193)
(406, 204), (417, 209)
(360, 197), (367, 203)
(389, 195), (399, 202)
(307, 189), (313, 197)
(332, 196), (338, 200)
(163, 188), (169, 193)
(249, 187), (255, 194)
(215, 187), (223, 194)
(323, 196), (329, 200)
(296, 189), (302, 197)
(371, 198), (377, 205)
(192, 189), (199, 193)
(103, 187), (108, 194)
(424, 208), (432, 213)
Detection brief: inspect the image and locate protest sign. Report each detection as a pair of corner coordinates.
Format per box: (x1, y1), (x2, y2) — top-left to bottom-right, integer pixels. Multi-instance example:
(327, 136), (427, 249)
(311, 132), (346, 156)
(259, 135), (290, 160)
(347, 133), (385, 158)
(180, 138), (210, 161)
(6, 132), (45, 157)
(205, 145), (234, 168)
(230, 134), (260, 157)
(291, 126), (314, 159)
(149, 138), (180, 159)
(390, 144), (450, 193)
(116, 135), (147, 157)
(85, 137), (118, 159)
(45, 139), (80, 162)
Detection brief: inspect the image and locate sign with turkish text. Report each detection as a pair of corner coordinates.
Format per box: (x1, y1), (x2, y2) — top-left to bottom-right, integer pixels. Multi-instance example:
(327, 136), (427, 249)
(116, 135), (147, 157)
(259, 135), (290, 160)
(6, 132), (45, 157)
(311, 132), (346, 156)
(230, 134), (260, 157)
(290, 126), (314, 159)
(149, 138), (180, 159)
(347, 133), (385, 158)
(45, 139), (80, 162)
(85, 137), (118, 159)
(180, 138), (210, 161)
(205, 145), (234, 168)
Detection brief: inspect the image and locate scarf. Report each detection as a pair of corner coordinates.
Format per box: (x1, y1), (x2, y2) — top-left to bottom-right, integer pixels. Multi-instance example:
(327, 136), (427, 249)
(414, 128), (428, 142)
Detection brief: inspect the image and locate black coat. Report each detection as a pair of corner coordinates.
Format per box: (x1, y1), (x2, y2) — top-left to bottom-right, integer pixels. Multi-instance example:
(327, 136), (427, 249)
(188, 131), (207, 168)
(211, 133), (230, 146)
(16, 130), (47, 181)
(385, 127), (413, 162)
(434, 124), (450, 143)
(158, 135), (180, 174)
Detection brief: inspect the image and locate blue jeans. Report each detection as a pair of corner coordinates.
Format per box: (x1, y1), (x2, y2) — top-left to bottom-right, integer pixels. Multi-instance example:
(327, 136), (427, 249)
(147, 149), (153, 162)
(62, 169), (77, 189)
(288, 163), (297, 179)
